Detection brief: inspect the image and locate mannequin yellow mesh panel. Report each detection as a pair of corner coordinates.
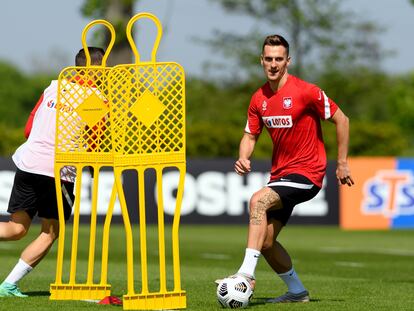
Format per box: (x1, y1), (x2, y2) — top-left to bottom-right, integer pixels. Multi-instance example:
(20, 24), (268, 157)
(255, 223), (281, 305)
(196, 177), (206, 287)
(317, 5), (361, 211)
(109, 62), (185, 165)
(55, 67), (112, 163)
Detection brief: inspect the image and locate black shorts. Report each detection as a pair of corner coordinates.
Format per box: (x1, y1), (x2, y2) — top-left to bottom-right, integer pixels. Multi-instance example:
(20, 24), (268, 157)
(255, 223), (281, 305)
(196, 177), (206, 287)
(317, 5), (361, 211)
(266, 174), (321, 225)
(8, 168), (74, 221)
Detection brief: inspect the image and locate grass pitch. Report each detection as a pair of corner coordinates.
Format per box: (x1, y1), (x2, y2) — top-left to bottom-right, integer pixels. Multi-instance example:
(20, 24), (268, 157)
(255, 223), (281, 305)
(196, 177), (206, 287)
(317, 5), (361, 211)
(1, 224), (414, 310)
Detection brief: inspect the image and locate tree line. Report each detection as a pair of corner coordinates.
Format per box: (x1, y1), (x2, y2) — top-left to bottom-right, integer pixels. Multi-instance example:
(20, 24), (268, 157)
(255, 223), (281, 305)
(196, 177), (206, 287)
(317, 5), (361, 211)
(0, 61), (412, 159)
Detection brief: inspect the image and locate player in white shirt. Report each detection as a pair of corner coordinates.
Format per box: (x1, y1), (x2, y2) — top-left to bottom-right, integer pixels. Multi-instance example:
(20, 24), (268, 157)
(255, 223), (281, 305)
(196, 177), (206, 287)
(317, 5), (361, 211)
(0, 47), (105, 297)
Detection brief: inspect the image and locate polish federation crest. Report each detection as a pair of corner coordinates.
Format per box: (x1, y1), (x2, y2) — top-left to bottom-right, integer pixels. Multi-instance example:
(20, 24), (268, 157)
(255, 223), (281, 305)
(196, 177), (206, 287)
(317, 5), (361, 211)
(283, 97), (292, 109)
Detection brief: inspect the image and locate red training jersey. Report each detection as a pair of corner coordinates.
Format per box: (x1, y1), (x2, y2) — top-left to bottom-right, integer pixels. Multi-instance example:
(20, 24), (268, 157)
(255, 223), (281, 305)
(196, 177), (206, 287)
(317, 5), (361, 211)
(245, 74), (339, 187)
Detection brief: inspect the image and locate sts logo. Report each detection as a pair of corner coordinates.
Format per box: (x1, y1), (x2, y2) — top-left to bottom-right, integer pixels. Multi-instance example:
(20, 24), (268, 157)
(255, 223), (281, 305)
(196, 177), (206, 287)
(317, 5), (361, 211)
(362, 170), (414, 218)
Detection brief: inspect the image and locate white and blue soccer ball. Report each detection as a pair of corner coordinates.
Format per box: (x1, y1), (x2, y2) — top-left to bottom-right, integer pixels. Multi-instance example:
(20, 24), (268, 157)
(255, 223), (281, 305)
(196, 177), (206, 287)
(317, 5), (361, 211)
(216, 275), (253, 309)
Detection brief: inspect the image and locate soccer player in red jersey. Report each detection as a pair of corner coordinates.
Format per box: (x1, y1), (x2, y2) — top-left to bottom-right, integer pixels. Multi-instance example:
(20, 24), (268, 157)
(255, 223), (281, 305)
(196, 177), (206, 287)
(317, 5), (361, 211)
(225, 34), (354, 303)
(0, 47), (105, 298)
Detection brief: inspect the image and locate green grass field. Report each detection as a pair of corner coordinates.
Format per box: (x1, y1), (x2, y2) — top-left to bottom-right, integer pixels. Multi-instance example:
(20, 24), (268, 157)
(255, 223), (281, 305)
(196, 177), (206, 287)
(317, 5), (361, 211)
(1, 224), (414, 310)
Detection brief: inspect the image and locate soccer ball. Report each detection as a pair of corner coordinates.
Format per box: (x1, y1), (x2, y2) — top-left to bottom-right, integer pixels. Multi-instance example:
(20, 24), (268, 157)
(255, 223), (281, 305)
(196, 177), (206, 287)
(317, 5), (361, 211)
(216, 275), (253, 309)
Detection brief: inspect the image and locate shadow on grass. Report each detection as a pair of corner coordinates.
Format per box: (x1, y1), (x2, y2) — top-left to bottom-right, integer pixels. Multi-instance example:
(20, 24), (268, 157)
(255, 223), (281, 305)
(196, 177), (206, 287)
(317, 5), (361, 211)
(251, 297), (345, 305)
(26, 291), (50, 297)
(249, 297), (269, 306)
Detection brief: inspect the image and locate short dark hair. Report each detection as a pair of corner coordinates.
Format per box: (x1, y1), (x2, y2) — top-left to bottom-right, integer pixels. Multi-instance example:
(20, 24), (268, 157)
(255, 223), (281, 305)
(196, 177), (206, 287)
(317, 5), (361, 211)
(262, 34), (289, 56)
(75, 47), (105, 66)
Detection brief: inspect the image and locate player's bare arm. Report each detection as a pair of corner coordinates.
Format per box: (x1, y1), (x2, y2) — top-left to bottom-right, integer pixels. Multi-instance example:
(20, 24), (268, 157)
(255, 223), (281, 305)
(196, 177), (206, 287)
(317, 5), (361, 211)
(329, 108), (354, 186)
(235, 133), (258, 175)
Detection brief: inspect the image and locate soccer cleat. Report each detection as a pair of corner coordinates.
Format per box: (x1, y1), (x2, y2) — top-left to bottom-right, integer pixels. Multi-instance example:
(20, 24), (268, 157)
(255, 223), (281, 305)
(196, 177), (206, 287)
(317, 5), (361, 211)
(214, 273), (256, 290)
(267, 290), (310, 303)
(0, 282), (28, 298)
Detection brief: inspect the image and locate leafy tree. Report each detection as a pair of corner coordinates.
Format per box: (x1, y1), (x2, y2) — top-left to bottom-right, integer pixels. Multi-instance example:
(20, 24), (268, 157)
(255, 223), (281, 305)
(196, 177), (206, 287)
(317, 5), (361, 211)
(0, 62), (52, 127)
(206, 0), (386, 79)
(386, 72), (414, 153)
(317, 67), (392, 122)
(322, 121), (407, 158)
(0, 124), (25, 156)
(81, 0), (134, 65)
(0, 62), (54, 156)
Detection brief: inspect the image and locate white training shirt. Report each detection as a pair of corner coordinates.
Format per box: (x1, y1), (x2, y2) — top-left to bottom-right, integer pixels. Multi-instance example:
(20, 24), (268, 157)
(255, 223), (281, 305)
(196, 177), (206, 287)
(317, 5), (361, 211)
(13, 80), (77, 182)
(13, 80), (59, 178)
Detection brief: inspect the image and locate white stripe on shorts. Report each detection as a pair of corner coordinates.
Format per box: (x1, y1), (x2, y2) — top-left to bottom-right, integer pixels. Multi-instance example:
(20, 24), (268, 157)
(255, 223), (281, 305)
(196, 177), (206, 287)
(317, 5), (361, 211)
(267, 181), (314, 189)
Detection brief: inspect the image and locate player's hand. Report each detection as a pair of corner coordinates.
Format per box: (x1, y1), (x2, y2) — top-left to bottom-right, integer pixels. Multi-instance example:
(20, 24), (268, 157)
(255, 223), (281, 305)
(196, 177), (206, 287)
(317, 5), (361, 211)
(234, 158), (251, 175)
(336, 161), (354, 186)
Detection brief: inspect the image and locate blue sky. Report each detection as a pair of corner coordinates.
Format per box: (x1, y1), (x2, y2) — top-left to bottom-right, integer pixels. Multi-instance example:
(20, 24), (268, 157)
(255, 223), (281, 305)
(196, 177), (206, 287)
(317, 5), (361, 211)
(1, 0), (414, 76)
